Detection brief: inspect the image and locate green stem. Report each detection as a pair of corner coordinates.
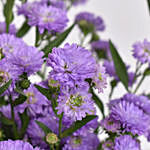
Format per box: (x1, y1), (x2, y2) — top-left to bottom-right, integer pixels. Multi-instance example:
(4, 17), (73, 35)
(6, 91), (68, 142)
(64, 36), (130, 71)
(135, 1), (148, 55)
(133, 75), (145, 94)
(59, 113), (63, 138)
(10, 96), (19, 139)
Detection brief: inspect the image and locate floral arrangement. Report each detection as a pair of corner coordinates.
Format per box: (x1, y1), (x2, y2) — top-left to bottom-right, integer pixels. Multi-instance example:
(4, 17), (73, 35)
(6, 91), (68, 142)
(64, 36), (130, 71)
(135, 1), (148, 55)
(0, 0), (150, 150)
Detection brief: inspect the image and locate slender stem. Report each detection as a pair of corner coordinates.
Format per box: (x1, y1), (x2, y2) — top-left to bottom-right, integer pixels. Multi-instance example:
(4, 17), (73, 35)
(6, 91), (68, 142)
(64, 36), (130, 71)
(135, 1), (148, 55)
(133, 75), (145, 94)
(59, 113), (63, 138)
(10, 95), (19, 139)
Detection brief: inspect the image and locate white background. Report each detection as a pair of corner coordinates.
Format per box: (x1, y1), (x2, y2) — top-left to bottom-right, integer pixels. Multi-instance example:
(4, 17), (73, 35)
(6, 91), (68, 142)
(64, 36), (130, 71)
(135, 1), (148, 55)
(1, 0), (150, 149)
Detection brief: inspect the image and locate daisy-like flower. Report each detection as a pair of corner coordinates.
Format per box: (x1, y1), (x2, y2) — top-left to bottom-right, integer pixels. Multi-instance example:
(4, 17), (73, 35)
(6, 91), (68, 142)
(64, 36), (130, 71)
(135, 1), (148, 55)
(57, 84), (95, 121)
(109, 99), (150, 135)
(92, 64), (107, 93)
(0, 140), (41, 150)
(47, 43), (97, 88)
(27, 4), (68, 34)
(114, 135), (140, 150)
(132, 39), (150, 65)
(76, 12), (105, 34)
(63, 132), (99, 150)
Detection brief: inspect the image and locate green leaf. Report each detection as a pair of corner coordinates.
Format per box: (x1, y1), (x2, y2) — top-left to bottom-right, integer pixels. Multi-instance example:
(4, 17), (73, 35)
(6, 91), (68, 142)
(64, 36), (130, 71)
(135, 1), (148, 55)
(43, 23), (75, 57)
(0, 80), (12, 96)
(34, 84), (58, 116)
(19, 108), (30, 138)
(144, 68), (150, 76)
(109, 80), (118, 98)
(147, 0), (150, 15)
(13, 94), (27, 107)
(109, 40), (128, 91)
(91, 89), (105, 118)
(3, 0), (15, 32)
(34, 84), (51, 100)
(0, 112), (14, 125)
(36, 120), (52, 135)
(16, 20), (31, 37)
(61, 115), (97, 138)
(0, 96), (8, 106)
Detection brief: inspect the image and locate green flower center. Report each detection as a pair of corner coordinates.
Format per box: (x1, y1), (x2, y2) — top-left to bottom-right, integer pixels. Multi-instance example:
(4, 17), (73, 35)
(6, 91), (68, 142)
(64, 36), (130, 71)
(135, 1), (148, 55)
(144, 48), (150, 55)
(69, 95), (83, 107)
(26, 92), (37, 104)
(99, 72), (103, 81)
(46, 133), (58, 144)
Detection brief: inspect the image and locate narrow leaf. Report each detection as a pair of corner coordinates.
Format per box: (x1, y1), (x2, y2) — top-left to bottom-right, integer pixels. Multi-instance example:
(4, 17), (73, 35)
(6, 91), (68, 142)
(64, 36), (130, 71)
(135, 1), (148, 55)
(4, 0), (15, 32)
(19, 108), (30, 138)
(13, 94), (27, 107)
(0, 80), (12, 96)
(61, 115), (97, 138)
(16, 20), (31, 37)
(0, 112), (14, 125)
(43, 23), (75, 57)
(36, 120), (52, 135)
(109, 40), (128, 91)
(91, 89), (105, 118)
(147, 0), (150, 15)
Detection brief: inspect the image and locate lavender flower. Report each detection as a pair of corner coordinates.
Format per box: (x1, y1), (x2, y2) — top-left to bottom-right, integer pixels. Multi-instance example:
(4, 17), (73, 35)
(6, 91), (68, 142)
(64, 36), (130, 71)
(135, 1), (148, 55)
(63, 132), (99, 150)
(102, 140), (114, 150)
(132, 39), (150, 65)
(0, 22), (16, 35)
(91, 40), (112, 60)
(109, 98), (150, 135)
(57, 84), (95, 121)
(114, 135), (140, 150)
(27, 4), (68, 34)
(47, 43), (97, 88)
(92, 64), (107, 93)
(16, 84), (50, 117)
(76, 12), (105, 33)
(0, 140), (40, 150)
(100, 117), (121, 133)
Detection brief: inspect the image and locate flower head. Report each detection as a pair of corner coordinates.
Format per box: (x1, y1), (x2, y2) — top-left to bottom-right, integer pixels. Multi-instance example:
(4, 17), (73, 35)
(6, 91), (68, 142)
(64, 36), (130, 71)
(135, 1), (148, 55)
(114, 135), (140, 150)
(76, 12), (105, 34)
(132, 39), (150, 65)
(47, 43), (97, 88)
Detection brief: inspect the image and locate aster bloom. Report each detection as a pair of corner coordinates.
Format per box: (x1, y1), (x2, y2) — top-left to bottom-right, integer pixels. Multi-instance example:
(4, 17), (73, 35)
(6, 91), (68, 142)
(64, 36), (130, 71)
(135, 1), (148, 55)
(132, 39), (150, 65)
(57, 84), (95, 121)
(16, 84), (50, 116)
(114, 135), (140, 150)
(27, 4), (68, 34)
(76, 12), (105, 33)
(63, 132), (99, 150)
(0, 22), (16, 35)
(100, 117), (121, 133)
(92, 64), (107, 93)
(47, 43), (97, 88)
(7, 45), (43, 76)
(109, 99), (150, 135)
(91, 40), (112, 60)
(0, 140), (40, 150)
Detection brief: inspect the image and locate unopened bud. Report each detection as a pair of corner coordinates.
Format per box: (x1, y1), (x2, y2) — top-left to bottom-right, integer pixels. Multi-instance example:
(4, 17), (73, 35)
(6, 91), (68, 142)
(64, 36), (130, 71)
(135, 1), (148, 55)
(46, 133), (58, 144)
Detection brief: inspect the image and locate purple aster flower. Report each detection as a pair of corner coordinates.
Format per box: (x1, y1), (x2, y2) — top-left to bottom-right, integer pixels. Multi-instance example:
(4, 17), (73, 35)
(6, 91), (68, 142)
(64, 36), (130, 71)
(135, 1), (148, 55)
(91, 40), (112, 60)
(16, 84), (50, 117)
(132, 39), (150, 65)
(56, 84), (95, 121)
(0, 140), (41, 150)
(109, 98), (150, 135)
(47, 43), (97, 88)
(7, 45), (43, 76)
(0, 22), (16, 35)
(114, 135), (141, 150)
(76, 12), (105, 32)
(27, 4), (68, 34)
(100, 117), (121, 133)
(92, 64), (107, 93)
(63, 132), (99, 150)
